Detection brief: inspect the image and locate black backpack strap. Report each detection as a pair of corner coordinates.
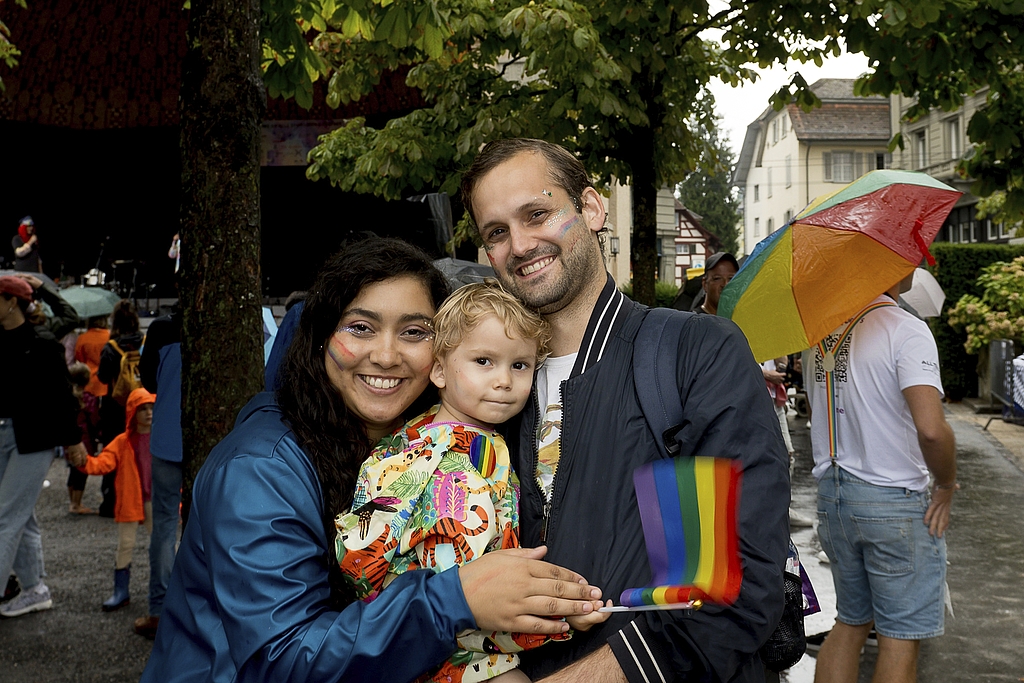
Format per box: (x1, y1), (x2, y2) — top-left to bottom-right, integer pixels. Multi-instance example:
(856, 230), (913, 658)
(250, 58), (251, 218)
(633, 307), (693, 457)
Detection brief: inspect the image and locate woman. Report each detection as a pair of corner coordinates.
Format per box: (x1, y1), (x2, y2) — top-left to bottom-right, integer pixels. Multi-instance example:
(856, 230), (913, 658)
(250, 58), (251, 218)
(0, 275), (87, 618)
(142, 238), (601, 683)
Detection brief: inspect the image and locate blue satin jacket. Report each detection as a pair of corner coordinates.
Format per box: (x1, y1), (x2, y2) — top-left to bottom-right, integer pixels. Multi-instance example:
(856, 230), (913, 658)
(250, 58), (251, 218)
(141, 393), (475, 683)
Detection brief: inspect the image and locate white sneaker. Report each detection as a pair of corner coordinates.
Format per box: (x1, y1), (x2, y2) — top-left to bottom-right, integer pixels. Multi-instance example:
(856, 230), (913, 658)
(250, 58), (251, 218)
(0, 582), (52, 617)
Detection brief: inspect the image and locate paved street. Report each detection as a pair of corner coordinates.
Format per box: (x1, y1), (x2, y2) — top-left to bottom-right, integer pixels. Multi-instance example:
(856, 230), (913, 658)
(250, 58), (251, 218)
(1, 404), (1022, 682)
(785, 403), (1024, 682)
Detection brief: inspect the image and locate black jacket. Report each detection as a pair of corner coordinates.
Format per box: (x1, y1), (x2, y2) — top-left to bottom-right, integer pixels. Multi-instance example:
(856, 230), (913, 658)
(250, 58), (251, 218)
(1, 322), (81, 454)
(511, 277), (790, 683)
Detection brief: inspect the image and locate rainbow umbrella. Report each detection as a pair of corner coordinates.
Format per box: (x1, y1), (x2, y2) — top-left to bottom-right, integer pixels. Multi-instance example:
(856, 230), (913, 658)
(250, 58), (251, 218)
(719, 170), (960, 362)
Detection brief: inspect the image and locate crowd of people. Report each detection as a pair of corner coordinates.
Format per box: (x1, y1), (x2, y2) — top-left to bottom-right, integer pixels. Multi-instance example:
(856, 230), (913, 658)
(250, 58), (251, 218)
(2, 137), (956, 683)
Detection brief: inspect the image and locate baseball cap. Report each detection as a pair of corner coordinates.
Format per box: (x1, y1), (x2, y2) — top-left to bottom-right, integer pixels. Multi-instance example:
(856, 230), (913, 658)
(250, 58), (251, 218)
(0, 276), (34, 301)
(19, 216), (34, 226)
(705, 252), (739, 273)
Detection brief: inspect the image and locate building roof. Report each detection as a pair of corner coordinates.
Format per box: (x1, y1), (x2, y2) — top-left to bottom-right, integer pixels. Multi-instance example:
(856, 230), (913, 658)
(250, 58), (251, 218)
(732, 78), (890, 186)
(788, 79), (889, 141)
(0, 0), (422, 129)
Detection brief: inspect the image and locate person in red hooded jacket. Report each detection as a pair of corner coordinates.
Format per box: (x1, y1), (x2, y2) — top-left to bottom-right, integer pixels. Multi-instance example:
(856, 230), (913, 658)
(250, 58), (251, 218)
(79, 387), (156, 611)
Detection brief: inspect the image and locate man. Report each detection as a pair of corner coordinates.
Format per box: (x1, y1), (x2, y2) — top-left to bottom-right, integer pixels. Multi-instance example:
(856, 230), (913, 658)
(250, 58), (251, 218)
(461, 139), (790, 683)
(12, 217), (41, 273)
(806, 274), (956, 683)
(136, 304), (183, 639)
(698, 251), (738, 315)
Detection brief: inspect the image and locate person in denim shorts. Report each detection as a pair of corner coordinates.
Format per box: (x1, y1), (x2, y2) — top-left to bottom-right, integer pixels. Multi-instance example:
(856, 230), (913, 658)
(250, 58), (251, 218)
(803, 274), (957, 683)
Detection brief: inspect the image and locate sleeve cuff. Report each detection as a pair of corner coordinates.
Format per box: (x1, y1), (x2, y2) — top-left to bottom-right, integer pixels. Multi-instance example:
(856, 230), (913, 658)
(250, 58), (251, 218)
(607, 619), (674, 683)
(429, 566), (477, 634)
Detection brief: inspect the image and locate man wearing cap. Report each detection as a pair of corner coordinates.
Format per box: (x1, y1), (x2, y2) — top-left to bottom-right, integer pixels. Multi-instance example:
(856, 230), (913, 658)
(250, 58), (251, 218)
(698, 251), (739, 316)
(0, 275), (88, 618)
(12, 217), (41, 274)
(461, 139), (789, 683)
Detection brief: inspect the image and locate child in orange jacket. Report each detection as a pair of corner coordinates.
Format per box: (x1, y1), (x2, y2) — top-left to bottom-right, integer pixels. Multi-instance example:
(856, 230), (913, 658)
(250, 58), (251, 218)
(78, 387), (155, 611)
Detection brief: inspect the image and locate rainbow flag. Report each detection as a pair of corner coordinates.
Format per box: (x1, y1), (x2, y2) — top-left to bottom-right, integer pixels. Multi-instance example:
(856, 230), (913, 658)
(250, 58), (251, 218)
(620, 457), (743, 608)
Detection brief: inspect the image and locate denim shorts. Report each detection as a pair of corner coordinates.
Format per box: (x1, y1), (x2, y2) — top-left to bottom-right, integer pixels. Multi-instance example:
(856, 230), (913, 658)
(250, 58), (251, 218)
(817, 465), (946, 640)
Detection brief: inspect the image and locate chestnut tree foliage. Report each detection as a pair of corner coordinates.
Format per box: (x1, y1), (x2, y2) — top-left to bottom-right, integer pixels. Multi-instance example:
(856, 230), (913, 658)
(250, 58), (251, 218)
(261, 0), (1023, 307)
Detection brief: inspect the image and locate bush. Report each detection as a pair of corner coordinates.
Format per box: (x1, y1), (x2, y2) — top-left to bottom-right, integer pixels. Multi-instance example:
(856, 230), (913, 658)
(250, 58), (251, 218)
(620, 280), (681, 308)
(947, 257), (1024, 354)
(929, 243), (1024, 400)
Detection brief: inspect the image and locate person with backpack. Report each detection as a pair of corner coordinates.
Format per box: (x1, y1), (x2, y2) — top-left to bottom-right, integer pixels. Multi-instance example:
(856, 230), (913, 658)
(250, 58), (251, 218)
(97, 300), (144, 517)
(460, 139), (790, 683)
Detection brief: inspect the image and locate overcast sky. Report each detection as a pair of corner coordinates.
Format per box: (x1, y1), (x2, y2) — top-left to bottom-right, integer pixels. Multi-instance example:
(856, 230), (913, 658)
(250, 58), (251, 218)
(708, 51), (872, 157)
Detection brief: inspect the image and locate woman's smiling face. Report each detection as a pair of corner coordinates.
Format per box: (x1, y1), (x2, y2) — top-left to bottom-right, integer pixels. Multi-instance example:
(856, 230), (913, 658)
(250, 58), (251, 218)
(324, 275), (437, 443)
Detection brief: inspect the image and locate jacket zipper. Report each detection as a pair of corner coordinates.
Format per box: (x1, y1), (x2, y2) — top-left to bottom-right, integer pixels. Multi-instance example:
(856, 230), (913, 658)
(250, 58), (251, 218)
(539, 380), (565, 543)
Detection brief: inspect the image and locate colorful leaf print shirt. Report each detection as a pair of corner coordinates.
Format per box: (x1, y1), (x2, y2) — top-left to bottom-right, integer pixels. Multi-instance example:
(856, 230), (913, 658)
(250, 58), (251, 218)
(336, 406), (568, 683)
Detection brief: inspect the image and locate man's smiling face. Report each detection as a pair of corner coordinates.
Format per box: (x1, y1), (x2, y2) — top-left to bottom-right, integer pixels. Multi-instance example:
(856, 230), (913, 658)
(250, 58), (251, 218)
(471, 152), (604, 313)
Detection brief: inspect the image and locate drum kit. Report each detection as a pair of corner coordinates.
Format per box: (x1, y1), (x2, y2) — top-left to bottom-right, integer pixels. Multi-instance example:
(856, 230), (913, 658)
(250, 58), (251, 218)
(80, 260), (136, 295)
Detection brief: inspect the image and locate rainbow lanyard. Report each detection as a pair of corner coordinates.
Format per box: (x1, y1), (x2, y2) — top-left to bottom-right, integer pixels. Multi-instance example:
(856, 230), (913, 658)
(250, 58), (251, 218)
(815, 300), (897, 461)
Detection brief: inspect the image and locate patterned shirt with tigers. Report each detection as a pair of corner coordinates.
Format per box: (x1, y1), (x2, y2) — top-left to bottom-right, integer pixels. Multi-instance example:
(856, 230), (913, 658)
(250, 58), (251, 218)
(336, 405), (569, 683)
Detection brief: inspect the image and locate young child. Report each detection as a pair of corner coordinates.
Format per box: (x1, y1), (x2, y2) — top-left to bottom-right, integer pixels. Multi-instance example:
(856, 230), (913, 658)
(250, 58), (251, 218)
(67, 362), (101, 514)
(78, 387), (156, 612)
(336, 283), (608, 683)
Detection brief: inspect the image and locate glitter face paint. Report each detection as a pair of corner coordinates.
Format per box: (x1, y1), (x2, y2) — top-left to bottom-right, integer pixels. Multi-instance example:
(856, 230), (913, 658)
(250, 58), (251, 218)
(544, 205), (580, 239)
(327, 333), (357, 368)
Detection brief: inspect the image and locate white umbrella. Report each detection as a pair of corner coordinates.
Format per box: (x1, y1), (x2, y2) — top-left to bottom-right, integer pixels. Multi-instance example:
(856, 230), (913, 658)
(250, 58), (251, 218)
(900, 268), (946, 318)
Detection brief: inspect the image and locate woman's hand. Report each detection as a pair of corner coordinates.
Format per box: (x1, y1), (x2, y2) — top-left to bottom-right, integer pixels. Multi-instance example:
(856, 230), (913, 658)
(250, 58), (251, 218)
(459, 546), (602, 634)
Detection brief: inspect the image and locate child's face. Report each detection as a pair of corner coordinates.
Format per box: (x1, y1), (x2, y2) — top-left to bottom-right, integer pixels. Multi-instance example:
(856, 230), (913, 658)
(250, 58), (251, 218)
(431, 314), (538, 428)
(135, 404), (154, 429)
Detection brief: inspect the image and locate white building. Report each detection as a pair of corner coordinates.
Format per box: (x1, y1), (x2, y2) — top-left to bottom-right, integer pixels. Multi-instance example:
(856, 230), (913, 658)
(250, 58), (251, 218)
(733, 79), (890, 255)
(889, 90), (1015, 244)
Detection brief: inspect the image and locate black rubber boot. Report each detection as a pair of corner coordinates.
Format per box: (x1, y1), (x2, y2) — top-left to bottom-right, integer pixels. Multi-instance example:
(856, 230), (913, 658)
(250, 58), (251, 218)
(102, 565), (130, 612)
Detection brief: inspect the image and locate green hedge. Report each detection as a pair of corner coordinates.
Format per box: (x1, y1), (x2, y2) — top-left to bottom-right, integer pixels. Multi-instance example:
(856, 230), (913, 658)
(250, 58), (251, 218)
(619, 280), (681, 308)
(929, 243), (1024, 400)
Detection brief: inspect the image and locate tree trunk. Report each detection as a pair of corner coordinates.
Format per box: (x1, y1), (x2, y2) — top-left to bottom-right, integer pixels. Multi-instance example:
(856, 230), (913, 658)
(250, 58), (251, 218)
(629, 126), (659, 307)
(178, 0), (265, 524)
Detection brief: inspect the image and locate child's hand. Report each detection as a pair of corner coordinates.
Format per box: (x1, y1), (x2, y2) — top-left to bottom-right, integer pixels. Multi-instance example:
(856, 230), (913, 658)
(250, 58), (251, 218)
(565, 599), (612, 631)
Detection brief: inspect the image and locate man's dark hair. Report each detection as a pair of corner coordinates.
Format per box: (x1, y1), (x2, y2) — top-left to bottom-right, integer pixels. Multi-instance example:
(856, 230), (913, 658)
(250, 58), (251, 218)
(110, 299), (140, 337)
(276, 236), (449, 610)
(460, 138), (594, 226)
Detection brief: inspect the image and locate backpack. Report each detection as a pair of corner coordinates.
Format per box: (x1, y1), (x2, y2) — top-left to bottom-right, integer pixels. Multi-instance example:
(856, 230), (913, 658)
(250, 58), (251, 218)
(633, 307), (806, 672)
(109, 339), (143, 406)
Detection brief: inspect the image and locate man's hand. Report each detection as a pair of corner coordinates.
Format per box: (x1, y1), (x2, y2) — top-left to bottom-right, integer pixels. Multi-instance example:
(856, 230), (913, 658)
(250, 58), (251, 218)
(66, 442), (88, 468)
(565, 599), (612, 631)
(14, 273), (43, 290)
(458, 546), (602, 635)
(762, 367), (785, 385)
(925, 482), (959, 537)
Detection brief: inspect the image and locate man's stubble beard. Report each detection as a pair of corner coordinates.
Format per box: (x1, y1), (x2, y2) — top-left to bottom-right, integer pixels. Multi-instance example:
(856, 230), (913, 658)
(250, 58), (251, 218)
(498, 231), (601, 315)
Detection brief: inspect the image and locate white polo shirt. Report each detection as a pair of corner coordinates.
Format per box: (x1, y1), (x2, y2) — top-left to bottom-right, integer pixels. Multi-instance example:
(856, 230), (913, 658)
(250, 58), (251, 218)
(805, 295), (944, 491)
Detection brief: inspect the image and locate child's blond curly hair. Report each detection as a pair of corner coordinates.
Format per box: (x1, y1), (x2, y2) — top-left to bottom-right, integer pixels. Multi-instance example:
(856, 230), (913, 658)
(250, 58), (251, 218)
(433, 281), (551, 364)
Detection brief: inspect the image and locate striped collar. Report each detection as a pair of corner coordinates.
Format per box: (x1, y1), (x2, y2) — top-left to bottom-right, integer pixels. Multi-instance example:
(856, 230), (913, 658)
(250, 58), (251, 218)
(569, 274), (630, 378)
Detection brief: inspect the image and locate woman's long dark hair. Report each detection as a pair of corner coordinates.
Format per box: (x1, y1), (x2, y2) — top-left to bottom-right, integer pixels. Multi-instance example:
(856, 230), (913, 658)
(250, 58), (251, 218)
(276, 237), (449, 609)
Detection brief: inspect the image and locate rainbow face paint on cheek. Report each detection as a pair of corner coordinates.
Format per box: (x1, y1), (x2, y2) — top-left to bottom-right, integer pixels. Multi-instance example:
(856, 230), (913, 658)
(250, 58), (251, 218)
(327, 334), (357, 368)
(545, 204), (579, 238)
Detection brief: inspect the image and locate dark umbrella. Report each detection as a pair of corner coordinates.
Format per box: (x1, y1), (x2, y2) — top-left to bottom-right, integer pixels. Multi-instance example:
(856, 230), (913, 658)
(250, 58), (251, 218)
(432, 258), (495, 288)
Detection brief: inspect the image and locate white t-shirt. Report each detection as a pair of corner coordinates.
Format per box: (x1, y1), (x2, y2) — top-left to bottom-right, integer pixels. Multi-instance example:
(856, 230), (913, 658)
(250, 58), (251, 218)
(805, 296), (943, 491)
(535, 353), (577, 502)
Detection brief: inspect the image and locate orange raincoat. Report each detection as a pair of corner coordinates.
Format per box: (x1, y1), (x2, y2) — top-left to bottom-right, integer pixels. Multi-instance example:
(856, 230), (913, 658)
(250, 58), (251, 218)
(79, 387), (155, 523)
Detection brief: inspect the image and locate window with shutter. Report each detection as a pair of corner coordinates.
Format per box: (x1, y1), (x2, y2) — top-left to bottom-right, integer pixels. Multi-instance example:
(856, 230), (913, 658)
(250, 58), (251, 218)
(823, 152), (832, 181)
